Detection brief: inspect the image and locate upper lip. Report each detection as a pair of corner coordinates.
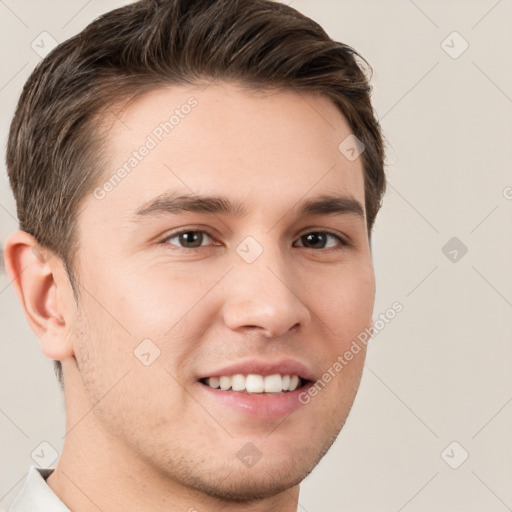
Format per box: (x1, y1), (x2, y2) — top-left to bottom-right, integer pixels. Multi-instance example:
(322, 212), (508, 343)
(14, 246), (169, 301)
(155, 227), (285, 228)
(198, 358), (316, 382)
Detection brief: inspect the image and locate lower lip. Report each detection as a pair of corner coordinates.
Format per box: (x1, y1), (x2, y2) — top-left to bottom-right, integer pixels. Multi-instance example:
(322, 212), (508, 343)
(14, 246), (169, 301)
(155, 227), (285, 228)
(196, 381), (312, 418)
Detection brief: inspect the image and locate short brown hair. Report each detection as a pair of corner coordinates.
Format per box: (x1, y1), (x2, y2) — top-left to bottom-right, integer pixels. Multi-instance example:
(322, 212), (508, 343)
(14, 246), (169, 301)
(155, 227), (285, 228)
(7, 0), (386, 387)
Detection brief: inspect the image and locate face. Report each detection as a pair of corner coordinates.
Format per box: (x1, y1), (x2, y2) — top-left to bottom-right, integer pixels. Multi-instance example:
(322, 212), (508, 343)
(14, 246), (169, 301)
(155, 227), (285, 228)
(68, 82), (375, 499)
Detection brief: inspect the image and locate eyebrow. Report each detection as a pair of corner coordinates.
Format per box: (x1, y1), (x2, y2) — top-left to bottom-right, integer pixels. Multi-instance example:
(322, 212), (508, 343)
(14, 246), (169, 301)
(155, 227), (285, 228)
(133, 192), (365, 221)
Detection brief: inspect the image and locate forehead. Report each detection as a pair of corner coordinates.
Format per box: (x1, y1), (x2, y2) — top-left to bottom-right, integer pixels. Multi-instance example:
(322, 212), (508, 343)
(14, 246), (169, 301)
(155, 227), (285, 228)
(86, 82), (365, 223)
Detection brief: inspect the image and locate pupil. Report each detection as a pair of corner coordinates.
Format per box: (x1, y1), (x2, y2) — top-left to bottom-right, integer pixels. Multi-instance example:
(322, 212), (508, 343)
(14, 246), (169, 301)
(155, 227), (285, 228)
(181, 231), (202, 248)
(305, 232), (325, 249)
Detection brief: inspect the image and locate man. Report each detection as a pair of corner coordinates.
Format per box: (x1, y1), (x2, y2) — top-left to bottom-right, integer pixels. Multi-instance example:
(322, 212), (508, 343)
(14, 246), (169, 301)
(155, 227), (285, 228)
(4, 0), (386, 510)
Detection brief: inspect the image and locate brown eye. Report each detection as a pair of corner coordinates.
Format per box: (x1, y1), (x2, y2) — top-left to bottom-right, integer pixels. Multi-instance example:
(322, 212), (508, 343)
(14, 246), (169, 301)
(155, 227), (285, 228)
(295, 231), (345, 250)
(164, 230), (214, 249)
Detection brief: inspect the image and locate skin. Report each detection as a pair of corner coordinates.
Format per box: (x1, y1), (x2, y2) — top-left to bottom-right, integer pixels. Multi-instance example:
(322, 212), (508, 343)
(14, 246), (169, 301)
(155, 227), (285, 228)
(5, 82), (375, 512)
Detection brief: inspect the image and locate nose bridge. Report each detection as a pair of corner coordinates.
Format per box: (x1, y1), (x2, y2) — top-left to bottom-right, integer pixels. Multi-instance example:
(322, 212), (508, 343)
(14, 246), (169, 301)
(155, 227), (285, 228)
(222, 233), (309, 337)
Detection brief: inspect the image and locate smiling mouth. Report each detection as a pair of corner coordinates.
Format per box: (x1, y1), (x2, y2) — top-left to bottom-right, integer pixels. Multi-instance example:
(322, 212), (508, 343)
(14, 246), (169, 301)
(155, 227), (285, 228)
(198, 374), (310, 394)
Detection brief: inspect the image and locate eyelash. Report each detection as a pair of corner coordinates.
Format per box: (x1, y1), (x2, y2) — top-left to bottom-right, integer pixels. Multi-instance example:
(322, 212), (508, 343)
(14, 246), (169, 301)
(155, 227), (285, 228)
(162, 229), (348, 252)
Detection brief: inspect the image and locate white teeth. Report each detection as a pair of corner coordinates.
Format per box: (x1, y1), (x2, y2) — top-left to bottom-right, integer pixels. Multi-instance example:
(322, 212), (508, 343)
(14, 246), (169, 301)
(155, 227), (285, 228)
(289, 375), (300, 391)
(219, 376), (231, 390)
(231, 374), (245, 391)
(204, 374), (302, 393)
(264, 374), (283, 393)
(208, 376), (220, 389)
(246, 374), (264, 393)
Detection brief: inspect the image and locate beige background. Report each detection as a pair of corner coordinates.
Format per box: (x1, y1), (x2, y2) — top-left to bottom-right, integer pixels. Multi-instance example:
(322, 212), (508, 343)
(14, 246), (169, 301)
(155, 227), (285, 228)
(1, 1), (511, 510)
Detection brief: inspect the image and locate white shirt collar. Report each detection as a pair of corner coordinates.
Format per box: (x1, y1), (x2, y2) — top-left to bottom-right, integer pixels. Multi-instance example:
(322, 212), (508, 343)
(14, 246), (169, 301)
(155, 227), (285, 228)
(7, 466), (70, 512)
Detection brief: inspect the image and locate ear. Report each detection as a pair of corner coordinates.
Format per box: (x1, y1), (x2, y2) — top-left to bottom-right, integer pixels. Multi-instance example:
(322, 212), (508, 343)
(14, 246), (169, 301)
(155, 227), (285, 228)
(3, 230), (75, 360)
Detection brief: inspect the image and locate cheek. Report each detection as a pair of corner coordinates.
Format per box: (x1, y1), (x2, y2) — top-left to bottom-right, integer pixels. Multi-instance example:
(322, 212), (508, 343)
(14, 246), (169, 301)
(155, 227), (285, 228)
(99, 261), (222, 339)
(312, 260), (375, 343)
(71, 299), (191, 429)
(315, 262), (374, 404)
(72, 264), (218, 395)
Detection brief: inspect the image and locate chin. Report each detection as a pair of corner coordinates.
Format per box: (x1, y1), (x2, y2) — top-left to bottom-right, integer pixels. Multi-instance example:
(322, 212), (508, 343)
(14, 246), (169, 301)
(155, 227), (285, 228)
(175, 438), (335, 503)
(186, 462), (311, 502)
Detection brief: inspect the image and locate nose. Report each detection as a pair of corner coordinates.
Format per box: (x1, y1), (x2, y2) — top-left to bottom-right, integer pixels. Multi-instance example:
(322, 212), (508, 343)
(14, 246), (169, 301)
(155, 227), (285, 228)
(221, 239), (311, 339)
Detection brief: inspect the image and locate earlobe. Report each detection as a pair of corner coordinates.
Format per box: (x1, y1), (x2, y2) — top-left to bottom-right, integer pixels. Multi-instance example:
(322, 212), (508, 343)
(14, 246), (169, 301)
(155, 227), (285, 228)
(3, 230), (75, 360)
